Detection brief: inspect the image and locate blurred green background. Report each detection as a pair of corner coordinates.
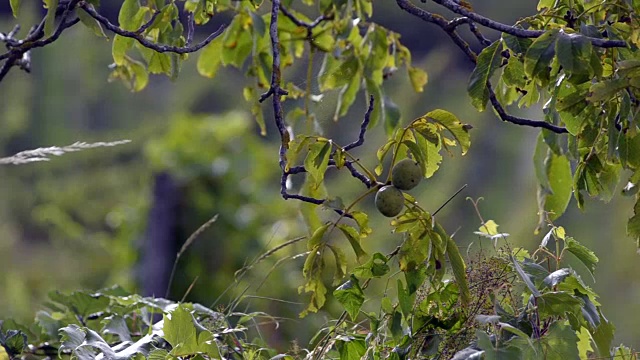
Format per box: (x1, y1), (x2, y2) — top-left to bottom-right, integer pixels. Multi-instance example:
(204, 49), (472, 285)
(1, 0), (639, 350)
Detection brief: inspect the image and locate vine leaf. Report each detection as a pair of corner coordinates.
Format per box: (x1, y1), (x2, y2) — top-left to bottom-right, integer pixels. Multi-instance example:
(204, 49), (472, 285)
(467, 39), (502, 111)
(565, 237), (599, 275)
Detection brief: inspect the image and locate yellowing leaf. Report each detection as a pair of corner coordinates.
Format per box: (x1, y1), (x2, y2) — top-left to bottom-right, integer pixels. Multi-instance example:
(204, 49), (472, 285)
(408, 66), (428, 92)
(197, 37), (223, 78)
(479, 219), (499, 236)
(10, 0), (21, 17)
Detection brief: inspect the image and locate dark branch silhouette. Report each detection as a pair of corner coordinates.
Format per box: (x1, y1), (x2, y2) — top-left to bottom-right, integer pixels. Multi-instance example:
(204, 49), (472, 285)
(395, 0), (570, 134)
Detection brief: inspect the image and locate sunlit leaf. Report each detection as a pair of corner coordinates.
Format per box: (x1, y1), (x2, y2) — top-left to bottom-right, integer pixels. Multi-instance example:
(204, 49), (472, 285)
(408, 66), (428, 93)
(565, 237), (598, 275)
(9, 0), (21, 17)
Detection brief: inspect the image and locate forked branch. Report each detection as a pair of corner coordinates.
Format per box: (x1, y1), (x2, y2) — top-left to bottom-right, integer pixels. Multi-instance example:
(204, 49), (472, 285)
(395, 0), (588, 134)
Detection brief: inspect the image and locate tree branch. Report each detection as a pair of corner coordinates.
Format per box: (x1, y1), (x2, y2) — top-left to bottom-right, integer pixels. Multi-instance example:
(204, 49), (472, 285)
(279, 5), (333, 29)
(395, 0), (569, 134)
(432, 0), (627, 48)
(78, 2), (226, 54)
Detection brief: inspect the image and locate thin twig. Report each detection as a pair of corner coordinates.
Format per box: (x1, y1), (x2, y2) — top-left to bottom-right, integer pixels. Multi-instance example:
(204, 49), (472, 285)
(395, 0), (569, 134)
(432, 0), (626, 48)
(165, 214), (219, 298)
(79, 2), (226, 54)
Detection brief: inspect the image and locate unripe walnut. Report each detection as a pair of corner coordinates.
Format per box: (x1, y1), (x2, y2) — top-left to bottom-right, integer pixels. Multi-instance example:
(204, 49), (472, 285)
(375, 185), (404, 217)
(391, 159), (423, 190)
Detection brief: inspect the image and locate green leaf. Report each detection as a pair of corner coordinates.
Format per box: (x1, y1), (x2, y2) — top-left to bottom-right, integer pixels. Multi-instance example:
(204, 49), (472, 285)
(9, 0), (21, 17)
(221, 14), (253, 68)
(352, 252), (389, 279)
(384, 96), (401, 134)
(48, 290), (110, 317)
(423, 109), (471, 155)
(556, 31), (593, 83)
(304, 140), (331, 189)
(502, 56), (527, 88)
(112, 35), (134, 66)
(319, 55), (360, 91)
(101, 315), (132, 342)
(510, 255), (541, 297)
(397, 280), (414, 318)
(2, 330), (26, 356)
(118, 0), (143, 31)
(438, 223), (470, 305)
(537, 292), (582, 317)
(467, 40), (502, 111)
(197, 37), (223, 78)
(502, 33), (532, 54)
(163, 305), (199, 355)
(541, 153), (572, 221)
(565, 237), (599, 275)
(308, 223), (330, 250)
(533, 133), (551, 192)
(334, 276), (365, 321)
(524, 29), (559, 85)
(588, 78), (629, 102)
(628, 198), (640, 248)
(43, 0), (59, 37)
(337, 224), (367, 262)
(514, 322), (579, 359)
(408, 66), (428, 92)
(77, 8), (108, 38)
(619, 133), (640, 169)
(335, 68), (362, 120)
(336, 337), (366, 360)
(328, 244), (348, 284)
(592, 310), (615, 358)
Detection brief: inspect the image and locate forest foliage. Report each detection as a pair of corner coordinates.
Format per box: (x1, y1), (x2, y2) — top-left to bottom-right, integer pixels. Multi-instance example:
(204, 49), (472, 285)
(2, 0), (640, 358)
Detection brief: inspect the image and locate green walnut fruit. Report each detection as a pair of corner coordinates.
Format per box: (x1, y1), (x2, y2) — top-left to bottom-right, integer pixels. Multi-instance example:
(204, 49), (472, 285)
(375, 185), (404, 217)
(391, 159), (423, 190)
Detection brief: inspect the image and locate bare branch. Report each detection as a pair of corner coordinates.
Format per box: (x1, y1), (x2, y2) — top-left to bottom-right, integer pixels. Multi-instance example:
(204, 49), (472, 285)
(78, 2), (226, 54)
(432, 0), (626, 48)
(279, 5), (333, 29)
(343, 96), (374, 152)
(396, 0), (568, 134)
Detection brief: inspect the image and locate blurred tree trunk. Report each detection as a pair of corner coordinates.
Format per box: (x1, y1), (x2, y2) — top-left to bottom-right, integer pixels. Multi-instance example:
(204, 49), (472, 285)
(141, 172), (180, 298)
